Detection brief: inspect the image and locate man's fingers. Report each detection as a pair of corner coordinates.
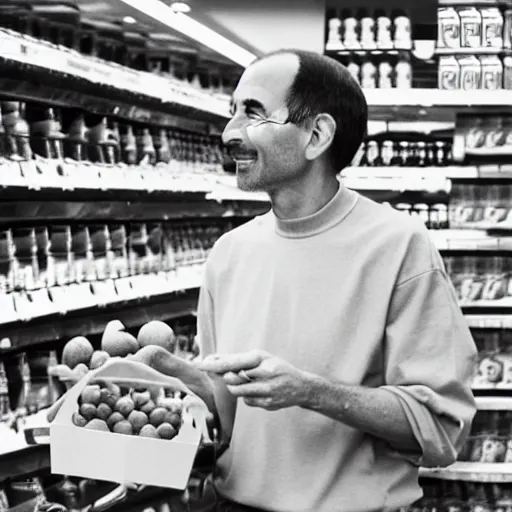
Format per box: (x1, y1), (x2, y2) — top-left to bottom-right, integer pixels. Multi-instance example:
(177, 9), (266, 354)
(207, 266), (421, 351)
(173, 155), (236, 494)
(226, 383), (268, 397)
(197, 351), (266, 375)
(223, 371), (250, 386)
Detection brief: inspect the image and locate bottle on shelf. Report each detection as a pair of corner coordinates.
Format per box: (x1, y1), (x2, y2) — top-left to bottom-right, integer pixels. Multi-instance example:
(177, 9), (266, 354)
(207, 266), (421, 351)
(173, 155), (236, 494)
(342, 10), (359, 50)
(11, 227), (37, 293)
(359, 8), (376, 51)
(109, 224), (129, 279)
(16, 353), (36, 421)
(62, 109), (87, 164)
(0, 361), (12, 422)
(48, 225), (72, 287)
(46, 350), (62, 406)
(154, 128), (171, 165)
(395, 54), (412, 89)
(120, 123), (138, 167)
(325, 17), (344, 51)
(375, 9), (393, 50)
(392, 10), (412, 50)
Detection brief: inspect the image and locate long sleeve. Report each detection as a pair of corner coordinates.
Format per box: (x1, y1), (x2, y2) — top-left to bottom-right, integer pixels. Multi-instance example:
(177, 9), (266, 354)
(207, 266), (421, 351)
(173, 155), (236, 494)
(381, 267), (478, 468)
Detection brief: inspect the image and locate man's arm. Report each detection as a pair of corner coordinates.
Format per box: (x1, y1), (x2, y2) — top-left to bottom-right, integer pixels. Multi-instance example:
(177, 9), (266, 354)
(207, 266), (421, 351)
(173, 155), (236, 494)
(300, 374), (420, 452)
(199, 350), (419, 453)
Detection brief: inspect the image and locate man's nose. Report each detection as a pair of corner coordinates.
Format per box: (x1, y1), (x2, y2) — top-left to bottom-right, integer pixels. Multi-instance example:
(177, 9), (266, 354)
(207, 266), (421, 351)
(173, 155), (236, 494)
(222, 116), (245, 146)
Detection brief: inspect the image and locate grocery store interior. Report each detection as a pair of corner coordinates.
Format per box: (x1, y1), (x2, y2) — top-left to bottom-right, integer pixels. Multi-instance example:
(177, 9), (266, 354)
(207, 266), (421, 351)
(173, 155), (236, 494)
(1, 0), (512, 510)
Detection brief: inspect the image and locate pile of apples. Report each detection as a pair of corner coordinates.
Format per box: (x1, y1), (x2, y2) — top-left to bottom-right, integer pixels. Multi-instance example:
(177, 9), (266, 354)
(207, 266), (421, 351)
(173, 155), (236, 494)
(74, 382), (184, 440)
(51, 319), (175, 383)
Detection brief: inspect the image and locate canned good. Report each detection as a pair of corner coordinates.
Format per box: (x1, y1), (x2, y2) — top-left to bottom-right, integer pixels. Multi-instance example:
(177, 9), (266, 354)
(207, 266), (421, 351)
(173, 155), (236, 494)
(459, 7), (483, 48)
(481, 7), (503, 48)
(459, 55), (481, 90)
(437, 7), (461, 49)
(480, 55), (503, 90)
(439, 56), (461, 89)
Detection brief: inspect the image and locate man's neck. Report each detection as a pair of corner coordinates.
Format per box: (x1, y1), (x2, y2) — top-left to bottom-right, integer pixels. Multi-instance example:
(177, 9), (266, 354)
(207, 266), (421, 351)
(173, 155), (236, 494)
(269, 173), (340, 220)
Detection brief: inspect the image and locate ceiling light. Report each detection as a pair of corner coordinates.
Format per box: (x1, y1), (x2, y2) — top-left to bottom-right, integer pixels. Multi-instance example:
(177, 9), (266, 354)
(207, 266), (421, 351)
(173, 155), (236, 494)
(118, 0), (257, 67)
(170, 1), (190, 13)
(123, 15), (137, 24)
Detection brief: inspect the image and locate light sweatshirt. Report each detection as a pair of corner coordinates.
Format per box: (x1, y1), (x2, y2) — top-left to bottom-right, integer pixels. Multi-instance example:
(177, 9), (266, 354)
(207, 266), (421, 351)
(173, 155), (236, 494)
(197, 184), (477, 512)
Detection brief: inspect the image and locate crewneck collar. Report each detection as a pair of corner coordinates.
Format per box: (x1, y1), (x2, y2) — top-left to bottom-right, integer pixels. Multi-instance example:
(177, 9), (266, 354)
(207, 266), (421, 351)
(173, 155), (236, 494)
(273, 184), (358, 239)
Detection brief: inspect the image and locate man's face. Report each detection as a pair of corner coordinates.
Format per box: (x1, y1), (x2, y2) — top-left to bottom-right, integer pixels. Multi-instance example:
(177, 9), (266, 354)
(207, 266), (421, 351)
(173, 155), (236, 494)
(222, 54), (311, 193)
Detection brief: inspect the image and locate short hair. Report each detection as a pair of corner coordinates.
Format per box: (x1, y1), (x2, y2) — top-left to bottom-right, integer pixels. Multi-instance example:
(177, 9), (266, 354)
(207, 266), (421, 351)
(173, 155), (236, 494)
(252, 49), (368, 172)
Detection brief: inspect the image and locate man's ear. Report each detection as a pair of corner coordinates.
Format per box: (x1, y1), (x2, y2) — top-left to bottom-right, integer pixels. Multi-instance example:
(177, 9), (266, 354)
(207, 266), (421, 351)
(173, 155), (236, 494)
(304, 113), (337, 162)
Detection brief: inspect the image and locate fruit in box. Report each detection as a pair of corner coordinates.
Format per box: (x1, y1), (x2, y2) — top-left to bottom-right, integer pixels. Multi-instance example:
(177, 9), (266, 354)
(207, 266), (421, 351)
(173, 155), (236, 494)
(85, 419), (109, 432)
(72, 380), (186, 440)
(81, 385), (101, 406)
(90, 350), (110, 370)
(62, 337), (94, 369)
(137, 321), (175, 352)
(102, 331), (139, 358)
(113, 420), (133, 435)
(106, 412), (124, 430)
(80, 403), (97, 421)
(139, 424), (159, 438)
(97, 403), (112, 421)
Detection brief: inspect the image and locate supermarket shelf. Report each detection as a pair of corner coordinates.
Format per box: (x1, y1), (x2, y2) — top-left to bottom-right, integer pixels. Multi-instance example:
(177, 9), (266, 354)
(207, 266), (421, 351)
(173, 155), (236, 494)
(364, 89), (512, 122)
(429, 230), (512, 251)
(0, 444), (50, 483)
(461, 298), (512, 309)
(0, 167), (270, 222)
(0, 28), (229, 126)
(343, 166), (479, 180)
(419, 462), (512, 482)
(341, 175), (450, 193)
(465, 314), (512, 328)
(475, 396), (512, 410)
(435, 47), (504, 56)
(0, 268), (202, 351)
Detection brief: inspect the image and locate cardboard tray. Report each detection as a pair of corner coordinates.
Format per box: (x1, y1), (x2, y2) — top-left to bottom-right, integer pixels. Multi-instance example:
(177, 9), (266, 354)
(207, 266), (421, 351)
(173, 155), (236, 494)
(50, 358), (202, 490)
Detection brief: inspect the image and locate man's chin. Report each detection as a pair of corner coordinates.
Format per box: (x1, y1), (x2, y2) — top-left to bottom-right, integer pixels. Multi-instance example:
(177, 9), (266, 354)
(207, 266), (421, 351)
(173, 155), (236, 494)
(236, 172), (263, 193)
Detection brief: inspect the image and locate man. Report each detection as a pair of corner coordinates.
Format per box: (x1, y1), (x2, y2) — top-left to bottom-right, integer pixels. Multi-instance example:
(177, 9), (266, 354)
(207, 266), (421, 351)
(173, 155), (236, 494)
(193, 49), (477, 512)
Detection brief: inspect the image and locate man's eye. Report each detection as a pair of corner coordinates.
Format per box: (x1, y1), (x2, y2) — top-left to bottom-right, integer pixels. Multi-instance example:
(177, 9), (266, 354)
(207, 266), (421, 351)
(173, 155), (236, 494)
(246, 108), (264, 119)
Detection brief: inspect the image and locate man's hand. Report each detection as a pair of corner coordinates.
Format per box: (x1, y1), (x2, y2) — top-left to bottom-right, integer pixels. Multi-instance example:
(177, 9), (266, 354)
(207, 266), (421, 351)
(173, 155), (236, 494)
(195, 350), (309, 411)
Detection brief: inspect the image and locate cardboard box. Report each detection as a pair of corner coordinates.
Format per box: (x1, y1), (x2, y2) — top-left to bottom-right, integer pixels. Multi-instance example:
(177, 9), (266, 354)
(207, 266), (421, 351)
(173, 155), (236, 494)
(50, 358), (202, 490)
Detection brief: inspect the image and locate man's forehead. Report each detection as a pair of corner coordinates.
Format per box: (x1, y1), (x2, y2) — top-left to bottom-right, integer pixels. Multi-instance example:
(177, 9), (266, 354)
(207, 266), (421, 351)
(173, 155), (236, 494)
(232, 53), (299, 107)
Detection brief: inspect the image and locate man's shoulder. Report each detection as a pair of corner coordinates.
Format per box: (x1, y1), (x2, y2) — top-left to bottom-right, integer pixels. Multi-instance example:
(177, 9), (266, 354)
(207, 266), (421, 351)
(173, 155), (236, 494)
(210, 211), (273, 254)
(354, 193), (431, 244)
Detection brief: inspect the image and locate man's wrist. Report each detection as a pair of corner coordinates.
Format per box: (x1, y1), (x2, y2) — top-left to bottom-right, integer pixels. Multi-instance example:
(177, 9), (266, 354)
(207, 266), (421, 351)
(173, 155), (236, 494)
(297, 370), (325, 410)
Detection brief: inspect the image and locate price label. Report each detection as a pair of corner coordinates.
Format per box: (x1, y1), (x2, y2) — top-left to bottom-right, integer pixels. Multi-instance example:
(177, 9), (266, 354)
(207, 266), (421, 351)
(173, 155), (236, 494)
(30, 289), (56, 317)
(72, 283), (97, 309)
(0, 160), (24, 187)
(0, 294), (18, 324)
(115, 277), (135, 301)
(20, 160), (42, 190)
(48, 286), (70, 314)
(13, 292), (38, 322)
